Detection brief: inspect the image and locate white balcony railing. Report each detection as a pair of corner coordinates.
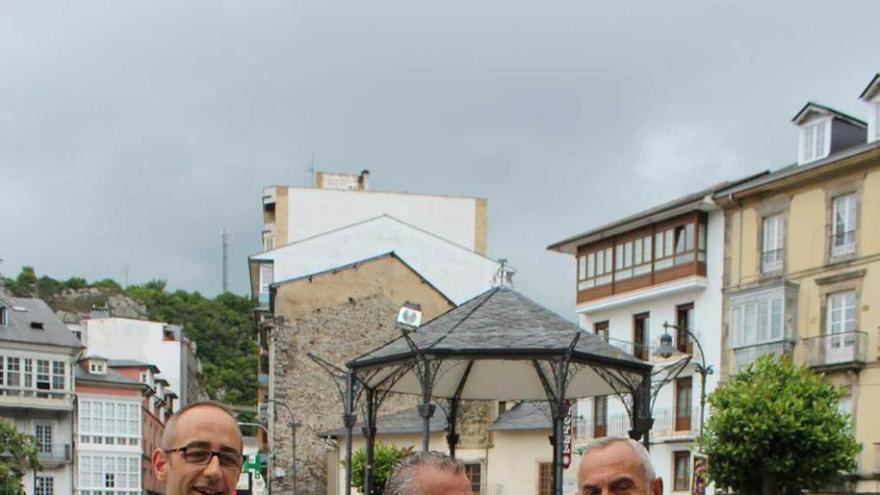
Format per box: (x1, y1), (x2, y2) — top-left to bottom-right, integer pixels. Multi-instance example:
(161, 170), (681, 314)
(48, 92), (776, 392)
(0, 387), (74, 410)
(803, 332), (867, 368)
(761, 248), (783, 273)
(830, 230), (856, 258)
(606, 338), (663, 362)
(732, 340), (794, 372)
(38, 443), (72, 465)
(575, 407), (700, 444)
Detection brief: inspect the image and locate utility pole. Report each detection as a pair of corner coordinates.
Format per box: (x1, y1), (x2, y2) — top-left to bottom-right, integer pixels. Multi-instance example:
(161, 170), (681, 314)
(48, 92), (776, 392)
(221, 228), (229, 293)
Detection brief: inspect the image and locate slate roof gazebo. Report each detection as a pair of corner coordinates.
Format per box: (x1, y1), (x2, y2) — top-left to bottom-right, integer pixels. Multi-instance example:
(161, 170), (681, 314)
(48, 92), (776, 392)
(342, 287), (653, 495)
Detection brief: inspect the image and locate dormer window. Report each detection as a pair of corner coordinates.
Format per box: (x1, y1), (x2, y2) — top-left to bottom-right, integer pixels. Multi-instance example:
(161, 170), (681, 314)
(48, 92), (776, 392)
(89, 360), (107, 374)
(859, 73), (880, 142)
(0, 306), (7, 326)
(801, 120), (829, 163)
(793, 102), (867, 165)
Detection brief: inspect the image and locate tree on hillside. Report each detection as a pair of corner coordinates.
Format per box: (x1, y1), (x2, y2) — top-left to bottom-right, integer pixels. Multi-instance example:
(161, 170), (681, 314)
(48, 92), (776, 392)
(126, 280), (258, 404)
(702, 355), (858, 495)
(0, 419), (41, 495)
(2, 268), (258, 407)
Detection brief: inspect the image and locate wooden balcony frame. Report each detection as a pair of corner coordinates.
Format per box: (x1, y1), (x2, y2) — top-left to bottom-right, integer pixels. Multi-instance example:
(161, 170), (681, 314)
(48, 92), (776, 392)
(576, 212), (708, 304)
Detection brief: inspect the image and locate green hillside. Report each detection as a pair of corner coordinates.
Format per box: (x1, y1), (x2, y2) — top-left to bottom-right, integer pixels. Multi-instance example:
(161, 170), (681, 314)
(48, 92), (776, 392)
(1, 267), (257, 406)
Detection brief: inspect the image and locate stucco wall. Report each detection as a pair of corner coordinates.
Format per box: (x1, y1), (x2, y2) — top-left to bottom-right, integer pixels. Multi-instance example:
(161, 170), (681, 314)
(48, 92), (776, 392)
(85, 318), (189, 408)
(487, 430), (553, 495)
(573, 209), (723, 495)
(721, 161), (880, 488)
(284, 187), (485, 253)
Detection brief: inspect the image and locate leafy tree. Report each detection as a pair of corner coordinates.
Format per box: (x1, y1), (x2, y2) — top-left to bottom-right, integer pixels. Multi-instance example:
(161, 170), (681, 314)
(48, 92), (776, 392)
(124, 280), (258, 405)
(0, 419), (41, 495)
(702, 355), (858, 495)
(2, 268), (258, 407)
(93, 278), (122, 290)
(351, 443), (411, 495)
(63, 276), (88, 290)
(3, 266), (38, 296)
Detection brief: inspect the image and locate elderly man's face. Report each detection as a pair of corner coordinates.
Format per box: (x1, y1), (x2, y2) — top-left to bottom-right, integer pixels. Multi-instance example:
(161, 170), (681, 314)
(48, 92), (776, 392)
(576, 442), (662, 495)
(415, 466), (474, 495)
(152, 406), (243, 495)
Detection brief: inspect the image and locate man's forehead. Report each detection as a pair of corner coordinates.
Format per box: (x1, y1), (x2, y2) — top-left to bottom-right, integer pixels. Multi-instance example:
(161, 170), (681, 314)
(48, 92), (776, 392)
(173, 406), (243, 450)
(578, 442), (643, 483)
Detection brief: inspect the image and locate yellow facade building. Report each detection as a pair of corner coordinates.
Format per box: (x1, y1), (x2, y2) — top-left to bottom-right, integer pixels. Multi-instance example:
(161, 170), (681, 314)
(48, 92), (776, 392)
(715, 74), (880, 492)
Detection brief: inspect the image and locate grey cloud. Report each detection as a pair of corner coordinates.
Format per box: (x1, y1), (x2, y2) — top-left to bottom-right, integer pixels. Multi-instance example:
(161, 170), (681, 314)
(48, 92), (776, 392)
(1, 0), (878, 316)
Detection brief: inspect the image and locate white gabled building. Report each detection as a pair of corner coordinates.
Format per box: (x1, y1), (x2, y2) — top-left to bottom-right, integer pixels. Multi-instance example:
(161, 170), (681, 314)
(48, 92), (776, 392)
(547, 180), (758, 495)
(249, 172), (501, 495)
(259, 169), (488, 255)
(250, 214), (501, 309)
(82, 316), (201, 409)
(1, 296), (83, 495)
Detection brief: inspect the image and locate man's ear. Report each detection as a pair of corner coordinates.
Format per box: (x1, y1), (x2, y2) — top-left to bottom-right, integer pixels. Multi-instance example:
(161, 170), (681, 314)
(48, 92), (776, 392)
(650, 477), (663, 495)
(152, 448), (169, 481)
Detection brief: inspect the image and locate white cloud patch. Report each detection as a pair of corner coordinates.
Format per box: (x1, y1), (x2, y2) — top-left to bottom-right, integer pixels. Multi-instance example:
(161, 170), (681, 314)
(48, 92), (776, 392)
(634, 124), (745, 198)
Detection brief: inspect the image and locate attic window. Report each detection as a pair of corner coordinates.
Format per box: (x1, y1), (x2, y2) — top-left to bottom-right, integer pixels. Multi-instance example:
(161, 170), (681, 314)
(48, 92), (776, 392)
(801, 120), (829, 163)
(0, 307), (7, 326)
(30, 321), (45, 330)
(89, 362), (106, 374)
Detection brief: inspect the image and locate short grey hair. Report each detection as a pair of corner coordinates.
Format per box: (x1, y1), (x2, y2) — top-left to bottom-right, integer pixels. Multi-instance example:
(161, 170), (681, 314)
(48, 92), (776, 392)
(385, 451), (465, 495)
(580, 437), (655, 481)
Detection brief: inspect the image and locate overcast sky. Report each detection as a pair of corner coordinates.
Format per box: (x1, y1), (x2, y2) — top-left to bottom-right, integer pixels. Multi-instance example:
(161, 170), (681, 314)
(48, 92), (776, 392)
(2, 0), (878, 317)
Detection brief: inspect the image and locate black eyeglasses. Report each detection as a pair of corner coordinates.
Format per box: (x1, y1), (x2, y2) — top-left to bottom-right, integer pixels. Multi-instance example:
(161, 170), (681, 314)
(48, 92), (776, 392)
(164, 446), (243, 470)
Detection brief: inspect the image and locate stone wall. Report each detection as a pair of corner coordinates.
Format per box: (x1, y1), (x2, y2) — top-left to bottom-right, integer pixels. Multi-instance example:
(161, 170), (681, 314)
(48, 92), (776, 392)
(271, 294), (424, 495)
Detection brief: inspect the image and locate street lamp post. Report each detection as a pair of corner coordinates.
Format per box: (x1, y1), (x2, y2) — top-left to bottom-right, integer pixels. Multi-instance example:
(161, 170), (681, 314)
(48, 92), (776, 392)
(238, 423), (270, 495)
(266, 400), (299, 495)
(656, 321), (714, 441)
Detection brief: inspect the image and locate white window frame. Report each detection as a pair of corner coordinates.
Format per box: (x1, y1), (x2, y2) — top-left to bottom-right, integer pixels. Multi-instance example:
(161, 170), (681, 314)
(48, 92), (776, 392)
(761, 214), (784, 273)
(830, 193), (857, 257)
(800, 118), (831, 164)
(78, 399), (142, 447)
(827, 290), (857, 335)
(77, 454), (141, 493)
(259, 263), (274, 295)
(730, 289), (786, 349)
(35, 476), (54, 495)
(875, 101), (880, 141)
(35, 422), (54, 454)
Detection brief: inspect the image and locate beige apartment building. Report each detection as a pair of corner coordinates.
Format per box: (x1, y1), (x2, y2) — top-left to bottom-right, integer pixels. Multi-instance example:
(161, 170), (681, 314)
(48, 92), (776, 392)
(714, 74), (880, 492)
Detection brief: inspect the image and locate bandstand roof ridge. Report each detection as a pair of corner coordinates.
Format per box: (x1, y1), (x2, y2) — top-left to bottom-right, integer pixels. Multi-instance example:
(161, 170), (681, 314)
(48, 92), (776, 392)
(349, 286), (650, 370)
(346, 286), (650, 401)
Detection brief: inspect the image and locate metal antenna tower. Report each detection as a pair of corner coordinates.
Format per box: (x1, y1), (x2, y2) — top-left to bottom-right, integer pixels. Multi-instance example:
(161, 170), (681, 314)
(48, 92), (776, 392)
(221, 228), (229, 293)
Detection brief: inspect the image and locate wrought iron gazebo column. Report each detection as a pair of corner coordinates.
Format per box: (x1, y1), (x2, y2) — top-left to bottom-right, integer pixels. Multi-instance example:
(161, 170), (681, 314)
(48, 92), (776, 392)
(362, 387), (378, 495)
(446, 361), (473, 459)
(641, 368), (653, 450)
(446, 397), (460, 458)
(343, 373), (356, 495)
(417, 358), (436, 452)
(628, 369), (653, 450)
(552, 360), (569, 495)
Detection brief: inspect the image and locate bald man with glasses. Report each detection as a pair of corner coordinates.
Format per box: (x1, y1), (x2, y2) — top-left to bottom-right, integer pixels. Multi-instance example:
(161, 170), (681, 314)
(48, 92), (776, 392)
(152, 402), (244, 495)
